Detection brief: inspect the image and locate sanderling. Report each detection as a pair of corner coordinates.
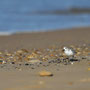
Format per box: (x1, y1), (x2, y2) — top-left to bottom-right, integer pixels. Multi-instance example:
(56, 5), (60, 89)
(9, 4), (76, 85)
(63, 47), (76, 56)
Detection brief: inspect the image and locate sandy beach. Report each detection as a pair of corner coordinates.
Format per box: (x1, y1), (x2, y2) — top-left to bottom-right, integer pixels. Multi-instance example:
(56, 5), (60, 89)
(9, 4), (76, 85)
(0, 27), (90, 90)
(0, 27), (90, 50)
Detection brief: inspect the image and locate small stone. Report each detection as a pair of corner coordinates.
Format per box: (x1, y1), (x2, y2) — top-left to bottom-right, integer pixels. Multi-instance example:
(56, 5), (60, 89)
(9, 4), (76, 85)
(6, 53), (12, 56)
(18, 68), (22, 71)
(80, 78), (90, 82)
(57, 69), (59, 71)
(0, 52), (2, 55)
(16, 49), (28, 56)
(21, 49), (29, 53)
(11, 62), (15, 64)
(2, 61), (7, 64)
(68, 82), (74, 85)
(70, 62), (74, 65)
(0, 56), (3, 59)
(31, 67), (34, 69)
(25, 63), (29, 66)
(19, 64), (22, 66)
(76, 52), (81, 55)
(26, 53), (38, 60)
(28, 60), (42, 64)
(39, 62), (42, 64)
(88, 67), (90, 71)
(39, 71), (53, 77)
(0, 60), (6, 64)
(39, 81), (44, 85)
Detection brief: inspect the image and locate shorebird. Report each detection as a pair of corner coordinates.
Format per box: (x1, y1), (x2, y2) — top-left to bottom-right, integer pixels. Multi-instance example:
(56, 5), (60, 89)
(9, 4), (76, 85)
(63, 47), (75, 56)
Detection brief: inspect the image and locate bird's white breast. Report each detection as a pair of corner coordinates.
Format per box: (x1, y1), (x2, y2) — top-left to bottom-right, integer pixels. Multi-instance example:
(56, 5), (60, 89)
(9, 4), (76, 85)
(64, 49), (74, 56)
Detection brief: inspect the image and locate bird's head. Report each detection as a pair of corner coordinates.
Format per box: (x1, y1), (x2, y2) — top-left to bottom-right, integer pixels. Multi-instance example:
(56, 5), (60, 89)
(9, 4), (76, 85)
(62, 47), (67, 51)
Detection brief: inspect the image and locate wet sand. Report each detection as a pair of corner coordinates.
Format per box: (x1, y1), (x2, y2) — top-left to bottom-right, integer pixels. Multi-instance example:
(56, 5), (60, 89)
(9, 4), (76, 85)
(0, 27), (90, 90)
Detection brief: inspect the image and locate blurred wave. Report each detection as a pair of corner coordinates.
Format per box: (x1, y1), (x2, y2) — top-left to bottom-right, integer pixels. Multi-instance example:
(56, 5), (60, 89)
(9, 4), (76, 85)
(0, 0), (90, 34)
(34, 8), (90, 14)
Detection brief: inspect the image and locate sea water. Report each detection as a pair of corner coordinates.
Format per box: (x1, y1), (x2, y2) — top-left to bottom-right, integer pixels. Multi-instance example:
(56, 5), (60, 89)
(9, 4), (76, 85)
(0, 0), (90, 35)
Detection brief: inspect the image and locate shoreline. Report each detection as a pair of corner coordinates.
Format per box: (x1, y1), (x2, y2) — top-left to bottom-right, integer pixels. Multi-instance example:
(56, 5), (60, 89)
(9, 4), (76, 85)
(0, 26), (90, 36)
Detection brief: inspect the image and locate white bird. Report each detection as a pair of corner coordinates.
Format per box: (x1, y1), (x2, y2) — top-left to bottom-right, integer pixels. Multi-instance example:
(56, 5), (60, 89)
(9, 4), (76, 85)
(63, 47), (75, 56)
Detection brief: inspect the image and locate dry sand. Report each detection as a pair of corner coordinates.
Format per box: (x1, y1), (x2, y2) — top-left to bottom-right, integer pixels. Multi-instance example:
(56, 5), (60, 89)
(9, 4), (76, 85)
(0, 27), (90, 90)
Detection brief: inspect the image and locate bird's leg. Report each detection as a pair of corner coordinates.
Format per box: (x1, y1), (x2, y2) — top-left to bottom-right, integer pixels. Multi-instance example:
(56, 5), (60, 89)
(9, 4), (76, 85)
(68, 56), (71, 64)
(64, 56), (70, 65)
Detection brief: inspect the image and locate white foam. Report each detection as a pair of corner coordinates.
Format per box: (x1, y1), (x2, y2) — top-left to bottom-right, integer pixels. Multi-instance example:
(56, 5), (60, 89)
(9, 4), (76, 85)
(0, 32), (13, 36)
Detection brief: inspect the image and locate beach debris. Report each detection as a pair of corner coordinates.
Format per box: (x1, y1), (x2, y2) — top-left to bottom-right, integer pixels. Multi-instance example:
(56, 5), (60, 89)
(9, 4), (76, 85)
(0, 52), (2, 55)
(39, 81), (44, 85)
(88, 67), (90, 71)
(0, 56), (3, 59)
(0, 60), (3, 64)
(68, 82), (74, 85)
(11, 62), (15, 64)
(76, 51), (81, 56)
(70, 62), (74, 65)
(0, 44), (89, 70)
(80, 78), (90, 83)
(25, 63), (29, 66)
(18, 68), (22, 71)
(39, 71), (53, 77)
(16, 49), (29, 55)
(5, 53), (12, 56)
(25, 53), (38, 61)
(0, 60), (6, 64)
(26, 54), (34, 59)
(28, 60), (42, 64)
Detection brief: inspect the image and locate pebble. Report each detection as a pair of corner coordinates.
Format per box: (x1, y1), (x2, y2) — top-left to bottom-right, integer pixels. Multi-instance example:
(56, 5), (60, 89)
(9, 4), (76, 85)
(88, 67), (90, 71)
(80, 78), (90, 82)
(0, 45), (89, 70)
(70, 62), (74, 65)
(39, 71), (53, 77)
(68, 82), (74, 85)
(31, 67), (35, 69)
(0, 52), (2, 55)
(0, 60), (6, 64)
(39, 81), (44, 85)
(28, 60), (42, 64)
(11, 62), (15, 64)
